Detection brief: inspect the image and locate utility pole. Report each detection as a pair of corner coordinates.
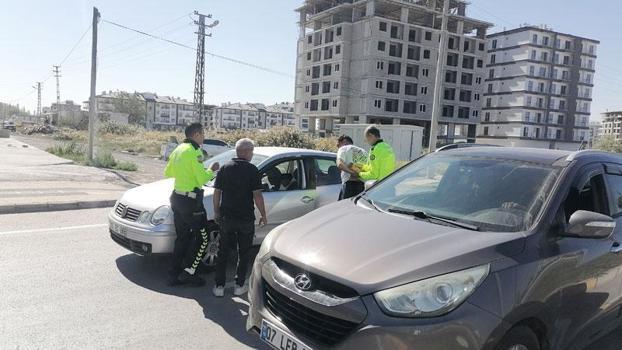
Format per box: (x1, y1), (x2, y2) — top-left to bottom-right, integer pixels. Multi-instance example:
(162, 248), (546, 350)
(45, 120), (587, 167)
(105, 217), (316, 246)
(53, 65), (61, 123)
(193, 11), (218, 126)
(33, 82), (42, 119)
(88, 7), (100, 162)
(428, 0), (450, 152)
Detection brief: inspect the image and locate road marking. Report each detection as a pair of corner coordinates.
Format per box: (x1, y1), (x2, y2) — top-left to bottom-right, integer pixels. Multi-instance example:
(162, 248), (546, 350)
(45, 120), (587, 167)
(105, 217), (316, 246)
(0, 223), (108, 236)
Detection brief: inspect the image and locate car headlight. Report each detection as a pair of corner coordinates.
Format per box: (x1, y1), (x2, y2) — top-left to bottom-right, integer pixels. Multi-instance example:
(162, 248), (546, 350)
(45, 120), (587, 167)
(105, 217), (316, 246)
(136, 211), (152, 224)
(257, 222), (290, 259)
(150, 205), (172, 226)
(374, 264), (490, 318)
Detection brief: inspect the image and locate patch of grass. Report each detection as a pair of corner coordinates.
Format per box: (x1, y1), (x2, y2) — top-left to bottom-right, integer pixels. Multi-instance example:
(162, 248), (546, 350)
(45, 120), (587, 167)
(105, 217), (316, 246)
(46, 142), (86, 163)
(89, 150), (138, 172)
(114, 161), (138, 171)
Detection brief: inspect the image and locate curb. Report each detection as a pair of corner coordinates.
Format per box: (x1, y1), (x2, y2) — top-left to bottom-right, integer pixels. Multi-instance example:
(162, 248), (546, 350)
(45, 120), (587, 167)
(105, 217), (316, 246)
(0, 200), (117, 215)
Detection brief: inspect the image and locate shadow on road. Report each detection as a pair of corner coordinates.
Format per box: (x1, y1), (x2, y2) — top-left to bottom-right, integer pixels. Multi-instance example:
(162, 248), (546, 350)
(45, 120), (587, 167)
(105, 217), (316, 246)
(115, 253), (263, 349)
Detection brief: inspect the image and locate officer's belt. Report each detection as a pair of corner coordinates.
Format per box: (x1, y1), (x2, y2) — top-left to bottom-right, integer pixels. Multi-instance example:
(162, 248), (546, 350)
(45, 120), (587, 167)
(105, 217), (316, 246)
(174, 190), (197, 199)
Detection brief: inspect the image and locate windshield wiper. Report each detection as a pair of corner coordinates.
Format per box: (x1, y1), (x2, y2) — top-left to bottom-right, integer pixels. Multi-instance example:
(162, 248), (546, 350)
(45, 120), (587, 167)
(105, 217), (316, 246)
(387, 208), (479, 231)
(357, 194), (380, 211)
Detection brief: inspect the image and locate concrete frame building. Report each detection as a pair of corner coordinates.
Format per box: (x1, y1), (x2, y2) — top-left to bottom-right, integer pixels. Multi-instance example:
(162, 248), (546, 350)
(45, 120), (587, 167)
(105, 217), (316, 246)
(477, 26), (599, 150)
(295, 0), (491, 144)
(599, 111), (622, 140)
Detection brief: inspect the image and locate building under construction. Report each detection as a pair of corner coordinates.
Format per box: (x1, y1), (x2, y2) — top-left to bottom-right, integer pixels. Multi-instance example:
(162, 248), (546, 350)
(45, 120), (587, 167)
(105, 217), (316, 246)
(294, 0), (491, 144)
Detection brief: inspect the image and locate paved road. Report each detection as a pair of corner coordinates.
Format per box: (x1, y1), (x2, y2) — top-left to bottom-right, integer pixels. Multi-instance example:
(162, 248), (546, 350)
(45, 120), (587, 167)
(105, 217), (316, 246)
(0, 208), (621, 349)
(0, 208), (265, 350)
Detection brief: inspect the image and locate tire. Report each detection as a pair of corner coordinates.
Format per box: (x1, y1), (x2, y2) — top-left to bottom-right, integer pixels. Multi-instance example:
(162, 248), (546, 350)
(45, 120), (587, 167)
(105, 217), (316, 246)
(200, 226), (220, 269)
(496, 326), (540, 350)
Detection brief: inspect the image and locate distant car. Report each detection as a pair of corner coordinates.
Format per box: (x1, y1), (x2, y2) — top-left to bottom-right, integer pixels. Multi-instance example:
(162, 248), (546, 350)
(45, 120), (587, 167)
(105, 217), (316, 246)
(3, 121), (16, 132)
(109, 147), (342, 266)
(435, 142), (500, 152)
(201, 139), (231, 157)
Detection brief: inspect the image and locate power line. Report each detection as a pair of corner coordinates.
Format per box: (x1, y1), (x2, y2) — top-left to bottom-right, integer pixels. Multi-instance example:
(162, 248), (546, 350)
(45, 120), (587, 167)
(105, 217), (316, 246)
(58, 24), (93, 65)
(101, 18), (294, 78)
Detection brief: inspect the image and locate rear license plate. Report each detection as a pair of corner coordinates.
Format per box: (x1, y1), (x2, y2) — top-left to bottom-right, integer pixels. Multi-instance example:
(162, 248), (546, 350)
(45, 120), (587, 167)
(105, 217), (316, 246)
(260, 319), (312, 350)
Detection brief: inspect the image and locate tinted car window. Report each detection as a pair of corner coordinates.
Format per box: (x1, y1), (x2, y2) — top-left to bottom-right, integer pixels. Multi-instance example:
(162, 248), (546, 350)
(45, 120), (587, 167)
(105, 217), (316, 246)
(606, 174), (622, 216)
(313, 158), (340, 186)
(366, 154), (560, 232)
(203, 139), (228, 146)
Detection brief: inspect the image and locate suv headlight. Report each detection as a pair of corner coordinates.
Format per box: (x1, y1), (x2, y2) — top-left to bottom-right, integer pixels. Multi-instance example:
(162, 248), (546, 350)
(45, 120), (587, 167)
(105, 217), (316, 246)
(150, 205), (172, 226)
(374, 264), (490, 318)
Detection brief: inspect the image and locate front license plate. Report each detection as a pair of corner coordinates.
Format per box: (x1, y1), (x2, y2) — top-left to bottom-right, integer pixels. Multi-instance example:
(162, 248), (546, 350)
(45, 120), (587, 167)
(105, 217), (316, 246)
(110, 222), (127, 236)
(260, 319), (312, 350)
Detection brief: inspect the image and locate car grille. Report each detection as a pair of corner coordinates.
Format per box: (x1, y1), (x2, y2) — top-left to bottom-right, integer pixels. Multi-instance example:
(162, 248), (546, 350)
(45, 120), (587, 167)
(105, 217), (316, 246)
(273, 258), (358, 298)
(263, 280), (360, 346)
(115, 203), (142, 222)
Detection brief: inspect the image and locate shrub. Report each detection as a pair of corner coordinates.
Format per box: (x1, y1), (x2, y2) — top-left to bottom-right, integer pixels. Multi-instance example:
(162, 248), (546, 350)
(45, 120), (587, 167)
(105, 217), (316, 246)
(89, 150), (138, 172)
(46, 142), (85, 162)
(98, 121), (141, 136)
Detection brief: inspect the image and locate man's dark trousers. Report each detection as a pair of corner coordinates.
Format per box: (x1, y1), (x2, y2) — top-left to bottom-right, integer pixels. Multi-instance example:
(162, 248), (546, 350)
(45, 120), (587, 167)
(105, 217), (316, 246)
(339, 180), (365, 200)
(169, 191), (209, 276)
(215, 218), (254, 287)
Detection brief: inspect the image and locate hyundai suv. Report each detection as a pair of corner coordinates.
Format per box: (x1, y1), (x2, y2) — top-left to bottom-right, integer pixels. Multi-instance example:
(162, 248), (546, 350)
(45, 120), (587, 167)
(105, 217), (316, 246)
(247, 147), (622, 350)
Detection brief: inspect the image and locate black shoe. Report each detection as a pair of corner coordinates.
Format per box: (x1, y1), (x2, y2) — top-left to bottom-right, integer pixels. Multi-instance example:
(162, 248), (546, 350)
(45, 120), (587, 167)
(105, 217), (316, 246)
(167, 270), (184, 286)
(177, 271), (206, 287)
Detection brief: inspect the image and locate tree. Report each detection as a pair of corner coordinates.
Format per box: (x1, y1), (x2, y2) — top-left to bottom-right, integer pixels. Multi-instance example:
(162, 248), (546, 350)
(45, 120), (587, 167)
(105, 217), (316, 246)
(111, 91), (147, 125)
(594, 135), (622, 153)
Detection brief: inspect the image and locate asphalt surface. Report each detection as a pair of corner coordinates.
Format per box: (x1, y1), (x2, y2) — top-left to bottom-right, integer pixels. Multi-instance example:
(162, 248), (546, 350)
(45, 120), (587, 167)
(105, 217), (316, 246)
(0, 208), (265, 350)
(0, 207), (621, 349)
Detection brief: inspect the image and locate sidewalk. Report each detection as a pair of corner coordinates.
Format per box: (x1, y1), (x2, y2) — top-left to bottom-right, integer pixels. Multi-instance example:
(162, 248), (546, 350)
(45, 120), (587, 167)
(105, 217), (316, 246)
(0, 137), (132, 214)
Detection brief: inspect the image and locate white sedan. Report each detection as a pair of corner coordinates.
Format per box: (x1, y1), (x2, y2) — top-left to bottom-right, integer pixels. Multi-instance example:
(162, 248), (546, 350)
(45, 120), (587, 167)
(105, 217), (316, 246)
(109, 147), (342, 266)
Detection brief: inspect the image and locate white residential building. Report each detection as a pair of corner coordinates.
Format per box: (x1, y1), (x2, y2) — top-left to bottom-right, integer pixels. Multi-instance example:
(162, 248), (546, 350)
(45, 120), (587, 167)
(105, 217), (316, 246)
(295, 0), (492, 144)
(478, 26), (599, 150)
(213, 102), (303, 130)
(599, 111), (622, 141)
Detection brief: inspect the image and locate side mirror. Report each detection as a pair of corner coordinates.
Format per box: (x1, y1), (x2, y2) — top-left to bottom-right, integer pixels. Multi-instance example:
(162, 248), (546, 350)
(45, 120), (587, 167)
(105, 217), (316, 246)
(564, 210), (616, 239)
(364, 180), (377, 191)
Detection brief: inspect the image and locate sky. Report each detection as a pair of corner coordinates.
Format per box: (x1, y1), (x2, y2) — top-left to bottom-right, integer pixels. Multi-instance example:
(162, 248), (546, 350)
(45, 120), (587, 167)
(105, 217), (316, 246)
(0, 0), (620, 122)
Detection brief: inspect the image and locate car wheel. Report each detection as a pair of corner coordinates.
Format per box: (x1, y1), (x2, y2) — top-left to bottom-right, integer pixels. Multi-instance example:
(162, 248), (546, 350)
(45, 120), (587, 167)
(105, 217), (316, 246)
(201, 227), (220, 268)
(496, 326), (540, 350)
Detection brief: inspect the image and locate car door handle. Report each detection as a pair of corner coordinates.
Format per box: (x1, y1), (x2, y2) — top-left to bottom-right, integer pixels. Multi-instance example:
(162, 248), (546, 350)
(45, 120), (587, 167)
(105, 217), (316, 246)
(611, 242), (622, 254)
(301, 196), (314, 204)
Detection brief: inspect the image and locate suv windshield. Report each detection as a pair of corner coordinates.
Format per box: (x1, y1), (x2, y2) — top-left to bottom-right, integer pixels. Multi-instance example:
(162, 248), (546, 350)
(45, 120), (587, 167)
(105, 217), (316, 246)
(365, 154), (560, 232)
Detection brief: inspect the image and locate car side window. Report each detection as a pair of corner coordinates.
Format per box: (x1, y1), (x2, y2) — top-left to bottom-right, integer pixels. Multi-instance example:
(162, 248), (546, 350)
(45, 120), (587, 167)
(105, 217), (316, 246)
(313, 158), (341, 186)
(260, 159), (302, 192)
(604, 164), (622, 217)
(563, 169), (609, 222)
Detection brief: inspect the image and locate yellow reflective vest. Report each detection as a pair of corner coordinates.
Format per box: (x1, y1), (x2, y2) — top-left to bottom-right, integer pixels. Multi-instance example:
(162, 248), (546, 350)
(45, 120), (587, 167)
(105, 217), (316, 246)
(164, 141), (215, 192)
(359, 140), (396, 181)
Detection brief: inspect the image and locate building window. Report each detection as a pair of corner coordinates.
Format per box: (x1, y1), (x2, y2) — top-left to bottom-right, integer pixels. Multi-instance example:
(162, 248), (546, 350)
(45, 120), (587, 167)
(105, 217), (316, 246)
(422, 68), (429, 77)
(374, 99), (382, 108)
(333, 82), (339, 89)
(322, 81), (331, 93)
(321, 99), (329, 110)
(306, 52), (311, 60)
(419, 104), (426, 113)
(305, 85), (310, 93)
(377, 41), (386, 51)
(543, 37), (549, 46)
(483, 127), (489, 136)
(311, 83), (319, 95)
(472, 110), (479, 117)
(485, 112), (491, 121)
(461, 72), (473, 85)
(477, 59), (483, 68)
(527, 81), (533, 91)
(332, 100), (338, 107)
(379, 22), (387, 32)
(388, 61), (401, 75)
(490, 54), (496, 64)
(403, 101), (417, 114)
(423, 49), (431, 59)
(389, 42), (403, 57)
(458, 107), (470, 119)
(557, 115), (564, 124)
(560, 85), (567, 95)
(479, 42), (485, 51)
(312, 66), (321, 78)
(523, 127), (529, 137)
(335, 45), (341, 54)
(406, 64), (419, 78)
(425, 31), (432, 41)
(475, 77), (482, 84)
(556, 129), (562, 139)
(310, 99), (318, 111)
(336, 26), (342, 36)
(307, 35), (312, 44)
(492, 39), (497, 49)
(375, 80), (383, 89)
(325, 29), (334, 43)
(474, 93), (480, 101)
(486, 97), (492, 107)
(444, 88), (456, 100)
(386, 80), (400, 94)
(531, 50), (536, 60)
(405, 82), (417, 96)
(335, 64), (340, 72)
(390, 25), (400, 39)
(306, 69), (311, 76)
(445, 70), (457, 83)
(532, 34), (538, 44)
(407, 45), (420, 60)
(459, 89), (472, 102)
(408, 29), (417, 42)
(565, 40), (571, 50)
(324, 46), (333, 59)
(462, 56), (475, 69)
(304, 102), (309, 109)
(313, 49), (321, 62)
(443, 105), (454, 117)
(447, 53), (459, 66)
(323, 64), (332, 76)
(385, 99), (398, 112)
(421, 86), (428, 94)
(488, 69), (495, 79)
(376, 61), (384, 70)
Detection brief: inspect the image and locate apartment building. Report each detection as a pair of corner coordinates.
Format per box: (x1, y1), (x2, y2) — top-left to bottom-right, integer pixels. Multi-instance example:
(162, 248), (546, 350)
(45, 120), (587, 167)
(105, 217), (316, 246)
(142, 93), (195, 130)
(599, 111), (622, 140)
(295, 0), (491, 144)
(212, 102), (303, 130)
(477, 26), (598, 150)
(589, 120), (602, 148)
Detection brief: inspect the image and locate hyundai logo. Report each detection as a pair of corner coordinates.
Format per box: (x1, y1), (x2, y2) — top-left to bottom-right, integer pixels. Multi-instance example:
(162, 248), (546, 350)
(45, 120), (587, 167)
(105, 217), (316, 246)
(294, 273), (312, 291)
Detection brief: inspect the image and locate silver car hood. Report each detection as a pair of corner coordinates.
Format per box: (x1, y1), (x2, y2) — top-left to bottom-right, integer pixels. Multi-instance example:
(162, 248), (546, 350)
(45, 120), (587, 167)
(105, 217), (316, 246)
(271, 200), (525, 295)
(119, 179), (215, 214)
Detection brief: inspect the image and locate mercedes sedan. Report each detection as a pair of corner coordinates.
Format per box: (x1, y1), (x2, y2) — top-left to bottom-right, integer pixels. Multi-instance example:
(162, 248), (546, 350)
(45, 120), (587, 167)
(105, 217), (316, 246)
(109, 147), (342, 266)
